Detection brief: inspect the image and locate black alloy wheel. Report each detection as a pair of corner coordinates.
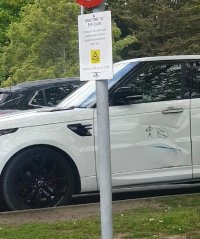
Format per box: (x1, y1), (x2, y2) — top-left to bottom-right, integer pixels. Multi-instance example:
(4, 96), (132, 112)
(2, 148), (74, 210)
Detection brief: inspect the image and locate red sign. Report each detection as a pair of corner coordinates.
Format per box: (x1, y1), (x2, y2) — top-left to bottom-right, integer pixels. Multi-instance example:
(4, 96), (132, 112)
(76, 0), (103, 8)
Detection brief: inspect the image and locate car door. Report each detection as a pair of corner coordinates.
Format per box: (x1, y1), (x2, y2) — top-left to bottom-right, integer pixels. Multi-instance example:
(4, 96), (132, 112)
(95, 60), (192, 188)
(190, 60), (200, 179)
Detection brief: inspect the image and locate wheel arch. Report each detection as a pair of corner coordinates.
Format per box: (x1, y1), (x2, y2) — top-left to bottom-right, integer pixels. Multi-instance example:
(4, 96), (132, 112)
(1, 144), (81, 194)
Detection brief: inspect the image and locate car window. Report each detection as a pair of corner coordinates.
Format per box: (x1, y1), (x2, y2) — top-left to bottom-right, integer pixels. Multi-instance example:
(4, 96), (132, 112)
(0, 92), (10, 104)
(0, 91), (24, 109)
(0, 79), (82, 110)
(45, 86), (73, 106)
(191, 61), (200, 98)
(58, 62), (137, 109)
(111, 62), (184, 105)
(29, 84), (80, 107)
(29, 90), (46, 107)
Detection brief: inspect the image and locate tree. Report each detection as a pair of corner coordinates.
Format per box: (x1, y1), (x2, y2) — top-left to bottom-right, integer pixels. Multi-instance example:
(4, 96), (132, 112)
(1, 0), (137, 85)
(110, 0), (200, 58)
(0, 0), (33, 83)
(0, 0), (33, 49)
(1, 0), (80, 85)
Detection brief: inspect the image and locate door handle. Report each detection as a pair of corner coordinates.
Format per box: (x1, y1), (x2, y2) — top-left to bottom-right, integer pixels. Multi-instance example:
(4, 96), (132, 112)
(162, 107), (184, 114)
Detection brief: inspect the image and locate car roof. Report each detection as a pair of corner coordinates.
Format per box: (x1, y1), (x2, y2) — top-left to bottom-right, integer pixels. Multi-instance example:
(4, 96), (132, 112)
(118, 55), (200, 64)
(0, 77), (80, 93)
(15, 77), (79, 88)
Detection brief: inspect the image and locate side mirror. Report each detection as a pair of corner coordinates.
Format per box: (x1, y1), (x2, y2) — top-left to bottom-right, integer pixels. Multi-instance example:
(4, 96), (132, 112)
(110, 87), (143, 105)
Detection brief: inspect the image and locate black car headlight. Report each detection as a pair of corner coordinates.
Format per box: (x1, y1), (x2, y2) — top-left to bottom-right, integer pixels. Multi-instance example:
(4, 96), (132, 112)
(0, 128), (18, 136)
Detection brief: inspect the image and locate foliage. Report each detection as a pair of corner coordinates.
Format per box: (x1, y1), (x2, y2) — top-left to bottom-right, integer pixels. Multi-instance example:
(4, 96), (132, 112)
(1, 0), (200, 85)
(112, 22), (138, 62)
(0, 0), (80, 85)
(110, 0), (200, 58)
(0, 0), (134, 85)
(0, 0), (33, 49)
(0, 0), (33, 83)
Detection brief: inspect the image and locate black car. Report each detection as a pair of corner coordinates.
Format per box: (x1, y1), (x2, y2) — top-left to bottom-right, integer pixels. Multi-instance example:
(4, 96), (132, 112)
(0, 77), (82, 111)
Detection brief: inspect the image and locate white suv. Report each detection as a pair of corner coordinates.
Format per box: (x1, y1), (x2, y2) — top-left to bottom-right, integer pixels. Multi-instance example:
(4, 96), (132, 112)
(0, 55), (200, 210)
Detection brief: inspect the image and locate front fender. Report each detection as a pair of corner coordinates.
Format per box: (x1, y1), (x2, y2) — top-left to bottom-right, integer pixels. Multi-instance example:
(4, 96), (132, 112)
(0, 121), (97, 192)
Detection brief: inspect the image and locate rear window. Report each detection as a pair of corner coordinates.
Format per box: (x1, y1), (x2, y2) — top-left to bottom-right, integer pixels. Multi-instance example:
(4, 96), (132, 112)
(0, 92), (11, 104)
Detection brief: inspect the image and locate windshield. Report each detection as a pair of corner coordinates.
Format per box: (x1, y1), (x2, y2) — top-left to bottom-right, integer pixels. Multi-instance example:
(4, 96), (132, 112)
(58, 62), (138, 108)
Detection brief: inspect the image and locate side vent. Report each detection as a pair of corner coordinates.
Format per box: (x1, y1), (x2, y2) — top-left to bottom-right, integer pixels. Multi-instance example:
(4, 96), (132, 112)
(67, 123), (92, 136)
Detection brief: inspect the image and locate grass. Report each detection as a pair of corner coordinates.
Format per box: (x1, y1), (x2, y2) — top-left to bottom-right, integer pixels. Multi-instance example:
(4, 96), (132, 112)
(0, 194), (200, 239)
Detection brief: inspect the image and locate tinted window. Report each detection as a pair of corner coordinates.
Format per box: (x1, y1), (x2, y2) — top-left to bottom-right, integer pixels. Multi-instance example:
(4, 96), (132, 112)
(0, 93), (10, 104)
(45, 86), (72, 106)
(58, 62), (137, 109)
(30, 90), (46, 107)
(0, 92), (24, 109)
(111, 62), (184, 105)
(30, 84), (80, 107)
(191, 61), (200, 98)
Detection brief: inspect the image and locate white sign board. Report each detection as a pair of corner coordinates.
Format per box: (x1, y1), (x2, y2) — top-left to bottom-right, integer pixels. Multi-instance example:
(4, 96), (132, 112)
(78, 11), (113, 81)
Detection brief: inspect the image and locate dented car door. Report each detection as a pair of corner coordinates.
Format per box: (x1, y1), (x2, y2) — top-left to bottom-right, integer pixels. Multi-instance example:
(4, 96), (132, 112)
(96, 60), (192, 187)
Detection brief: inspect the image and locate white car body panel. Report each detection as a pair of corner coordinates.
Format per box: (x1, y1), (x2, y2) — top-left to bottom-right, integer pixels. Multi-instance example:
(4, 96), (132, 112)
(94, 99), (192, 188)
(190, 98), (200, 178)
(0, 109), (98, 192)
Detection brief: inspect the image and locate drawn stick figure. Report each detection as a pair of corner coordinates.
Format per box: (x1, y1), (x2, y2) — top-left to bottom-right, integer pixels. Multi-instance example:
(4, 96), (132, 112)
(146, 126), (153, 138)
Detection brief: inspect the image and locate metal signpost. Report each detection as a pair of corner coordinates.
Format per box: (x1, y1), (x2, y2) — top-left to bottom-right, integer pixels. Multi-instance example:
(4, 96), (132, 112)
(76, 0), (113, 238)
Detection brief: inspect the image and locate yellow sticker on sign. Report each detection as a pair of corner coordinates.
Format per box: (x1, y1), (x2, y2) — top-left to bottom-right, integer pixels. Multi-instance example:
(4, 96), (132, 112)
(91, 50), (100, 64)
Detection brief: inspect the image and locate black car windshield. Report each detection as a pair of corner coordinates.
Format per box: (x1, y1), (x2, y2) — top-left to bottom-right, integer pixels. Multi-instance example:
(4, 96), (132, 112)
(58, 61), (138, 109)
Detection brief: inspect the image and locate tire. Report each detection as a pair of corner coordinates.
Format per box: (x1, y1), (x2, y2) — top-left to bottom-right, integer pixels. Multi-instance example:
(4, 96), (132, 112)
(2, 147), (74, 210)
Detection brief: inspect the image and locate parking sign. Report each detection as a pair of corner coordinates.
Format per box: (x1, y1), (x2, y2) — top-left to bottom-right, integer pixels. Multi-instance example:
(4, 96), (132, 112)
(78, 11), (113, 81)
